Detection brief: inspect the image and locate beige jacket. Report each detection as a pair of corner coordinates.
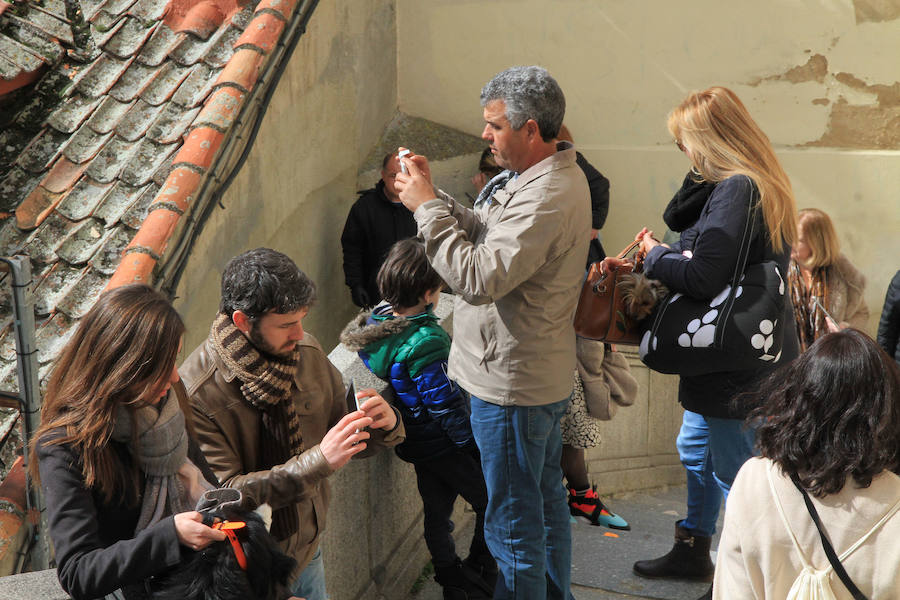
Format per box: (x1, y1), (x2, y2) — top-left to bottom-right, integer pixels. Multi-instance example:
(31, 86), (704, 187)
(414, 142), (590, 406)
(179, 332), (404, 575)
(714, 457), (900, 599)
(827, 254), (869, 330)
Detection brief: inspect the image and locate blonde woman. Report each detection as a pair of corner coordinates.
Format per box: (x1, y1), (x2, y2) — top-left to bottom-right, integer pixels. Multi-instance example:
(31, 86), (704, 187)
(606, 87), (800, 599)
(789, 207), (868, 351)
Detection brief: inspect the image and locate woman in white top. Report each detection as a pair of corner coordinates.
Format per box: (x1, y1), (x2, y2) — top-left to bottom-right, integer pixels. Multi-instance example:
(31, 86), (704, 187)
(714, 329), (900, 599)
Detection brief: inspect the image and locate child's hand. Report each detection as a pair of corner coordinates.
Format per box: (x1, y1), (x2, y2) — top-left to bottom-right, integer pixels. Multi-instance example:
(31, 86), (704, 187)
(357, 390), (399, 431)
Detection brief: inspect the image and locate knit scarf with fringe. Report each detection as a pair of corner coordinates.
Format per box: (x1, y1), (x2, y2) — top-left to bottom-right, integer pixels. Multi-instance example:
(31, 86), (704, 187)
(210, 313), (303, 541)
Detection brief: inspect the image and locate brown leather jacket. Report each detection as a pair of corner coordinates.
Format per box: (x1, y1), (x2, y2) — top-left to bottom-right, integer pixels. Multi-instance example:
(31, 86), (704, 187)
(179, 331), (405, 575)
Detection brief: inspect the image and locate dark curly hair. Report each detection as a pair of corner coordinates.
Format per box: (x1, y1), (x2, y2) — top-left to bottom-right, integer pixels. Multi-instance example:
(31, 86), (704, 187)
(220, 248), (316, 319)
(751, 328), (900, 498)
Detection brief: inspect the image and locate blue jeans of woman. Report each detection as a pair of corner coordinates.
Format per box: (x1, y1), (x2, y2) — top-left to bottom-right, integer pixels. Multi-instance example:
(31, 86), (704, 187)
(677, 410), (756, 537)
(469, 395), (574, 600)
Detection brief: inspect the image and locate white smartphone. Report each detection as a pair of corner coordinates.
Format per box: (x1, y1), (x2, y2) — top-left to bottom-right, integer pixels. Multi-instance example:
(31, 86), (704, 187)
(398, 148), (411, 174)
(345, 380), (360, 414)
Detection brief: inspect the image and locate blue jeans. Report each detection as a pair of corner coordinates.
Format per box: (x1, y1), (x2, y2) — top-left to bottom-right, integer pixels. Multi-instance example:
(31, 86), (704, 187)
(677, 410), (756, 537)
(291, 546), (328, 600)
(470, 395), (574, 600)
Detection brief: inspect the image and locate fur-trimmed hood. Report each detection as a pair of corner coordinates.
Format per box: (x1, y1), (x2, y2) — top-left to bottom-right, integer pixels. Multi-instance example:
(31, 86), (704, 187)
(340, 308), (412, 352)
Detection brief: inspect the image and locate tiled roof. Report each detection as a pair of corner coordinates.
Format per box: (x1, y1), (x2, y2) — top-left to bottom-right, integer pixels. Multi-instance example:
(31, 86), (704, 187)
(0, 0), (308, 391)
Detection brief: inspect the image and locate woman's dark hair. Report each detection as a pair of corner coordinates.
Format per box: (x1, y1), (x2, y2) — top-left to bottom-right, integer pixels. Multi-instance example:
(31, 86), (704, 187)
(752, 328), (900, 497)
(30, 284), (185, 504)
(376, 238), (444, 310)
(220, 248), (316, 319)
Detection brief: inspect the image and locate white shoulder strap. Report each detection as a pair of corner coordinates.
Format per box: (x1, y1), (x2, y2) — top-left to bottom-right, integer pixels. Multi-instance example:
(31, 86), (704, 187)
(835, 485), (900, 562)
(768, 461), (816, 571)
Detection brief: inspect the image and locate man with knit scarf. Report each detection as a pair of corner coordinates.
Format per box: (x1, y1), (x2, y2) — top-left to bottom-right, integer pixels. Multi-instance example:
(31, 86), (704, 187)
(180, 248), (405, 600)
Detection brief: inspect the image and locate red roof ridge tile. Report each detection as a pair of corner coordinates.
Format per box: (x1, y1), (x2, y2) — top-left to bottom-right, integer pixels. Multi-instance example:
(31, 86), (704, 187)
(106, 0), (297, 291)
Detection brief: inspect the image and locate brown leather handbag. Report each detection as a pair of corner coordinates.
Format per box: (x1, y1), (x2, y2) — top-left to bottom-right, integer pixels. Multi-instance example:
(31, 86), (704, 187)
(573, 240), (643, 345)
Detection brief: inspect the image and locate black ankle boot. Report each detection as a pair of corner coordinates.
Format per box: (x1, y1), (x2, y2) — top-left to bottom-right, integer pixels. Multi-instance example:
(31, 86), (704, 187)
(633, 521), (714, 581)
(434, 559), (492, 600)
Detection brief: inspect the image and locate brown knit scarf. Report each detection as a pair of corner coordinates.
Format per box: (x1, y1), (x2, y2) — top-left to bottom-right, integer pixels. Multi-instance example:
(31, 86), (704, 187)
(788, 261), (831, 352)
(210, 313), (303, 541)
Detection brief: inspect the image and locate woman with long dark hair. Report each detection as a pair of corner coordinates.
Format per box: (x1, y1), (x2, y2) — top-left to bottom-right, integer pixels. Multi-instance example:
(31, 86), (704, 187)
(715, 329), (900, 598)
(30, 285), (225, 600)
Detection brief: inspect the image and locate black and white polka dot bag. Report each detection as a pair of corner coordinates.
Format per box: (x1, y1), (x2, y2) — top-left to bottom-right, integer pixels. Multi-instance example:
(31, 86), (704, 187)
(638, 197), (786, 376)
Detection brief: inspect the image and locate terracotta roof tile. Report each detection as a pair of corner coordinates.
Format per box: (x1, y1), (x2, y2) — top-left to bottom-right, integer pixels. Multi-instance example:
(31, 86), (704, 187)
(2, 16), (66, 64)
(194, 85), (244, 131)
(42, 156), (89, 193)
(177, 1), (225, 40)
(97, 0), (139, 20)
(88, 224), (132, 274)
(146, 102), (200, 143)
(75, 53), (133, 98)
(168, 62), (214, 107)
(80, 0), (110, 23)
(15, 185), (65, 231)
(213, 47), (263, 92)
(120, 138), (176, 185)
(34, 311), (76, 364)
(171, 125), (222, 170)
(0, 33), (45, 74)
(84, 135), (138, 182)
(170, 23), (239, 67)
(153, 166), (202, 213)
(90, 180), (146, 225)
(0, 218), (28, 256)
(21, 212), (77, 262)
(103, 16), (157, 59)
(201, 24), (241, 68)
(234, 11), (282, 54)
(135, 23), (182, 67)
(255, 0), (298, 21)
(16, 128), (68, 173)
(33, 263), (89, 316)
(45, 94), (105, 134)
(55, 176), (114, 220)
(127, 0), (170, 23)
(115, 98), (167, 141)
(107, 60), (161, 102)
(85, 96), (134, 134)
(120, 181), (159, 228)
(0, 168), (43, 212)
(14, 5), (73, 45)
(56, 216), (116, 264)
(107, 249), (154, 286)
(56, 266), (108, 318)
(60, 124), (114, 163)
(92, 13), (127, 48)
(139, 61), (190, 104)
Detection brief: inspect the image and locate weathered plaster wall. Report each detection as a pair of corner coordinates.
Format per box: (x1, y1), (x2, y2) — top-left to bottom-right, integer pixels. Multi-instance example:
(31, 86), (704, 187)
(174, 0), (399, 354)
(397, 0), (900, 335)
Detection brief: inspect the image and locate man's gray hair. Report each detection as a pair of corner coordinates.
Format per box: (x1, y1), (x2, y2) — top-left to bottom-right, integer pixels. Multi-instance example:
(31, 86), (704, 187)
(480, 66), (565, 141)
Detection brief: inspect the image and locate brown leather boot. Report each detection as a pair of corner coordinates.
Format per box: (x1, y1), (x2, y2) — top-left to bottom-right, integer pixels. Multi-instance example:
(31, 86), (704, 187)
(633, 521), (714, 582)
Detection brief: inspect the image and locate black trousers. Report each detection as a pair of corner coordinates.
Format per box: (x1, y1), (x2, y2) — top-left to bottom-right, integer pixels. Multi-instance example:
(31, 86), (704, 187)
(413, 450), (490, 567)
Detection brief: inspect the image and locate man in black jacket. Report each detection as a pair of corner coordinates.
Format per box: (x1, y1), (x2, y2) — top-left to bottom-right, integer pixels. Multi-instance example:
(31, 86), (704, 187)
(341, 152), (418, 308)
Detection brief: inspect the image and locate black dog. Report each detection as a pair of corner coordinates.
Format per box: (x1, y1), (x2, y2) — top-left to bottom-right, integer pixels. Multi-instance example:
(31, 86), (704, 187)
(150, 508), (296, 600)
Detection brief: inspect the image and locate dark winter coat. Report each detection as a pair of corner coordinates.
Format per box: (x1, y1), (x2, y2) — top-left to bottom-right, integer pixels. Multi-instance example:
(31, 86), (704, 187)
(340, 306), (475, 464)
(340, 181), (418, 305)
(576, 151), (610, 264)
(878, 269), (900, 364)
(643, 175), (800, 419)
(37, 430), (218, 600)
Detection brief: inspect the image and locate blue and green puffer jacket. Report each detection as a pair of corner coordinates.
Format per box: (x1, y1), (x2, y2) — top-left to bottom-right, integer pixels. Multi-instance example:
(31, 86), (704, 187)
(339, 305), (475, 464)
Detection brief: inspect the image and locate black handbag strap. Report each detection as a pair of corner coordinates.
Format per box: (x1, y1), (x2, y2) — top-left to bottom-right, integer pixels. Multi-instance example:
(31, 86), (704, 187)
(789, 473), (868, 600)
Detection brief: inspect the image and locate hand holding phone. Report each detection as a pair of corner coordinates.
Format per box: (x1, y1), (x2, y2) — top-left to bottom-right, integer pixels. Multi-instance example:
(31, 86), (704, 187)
(398, 148), (411, 174)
